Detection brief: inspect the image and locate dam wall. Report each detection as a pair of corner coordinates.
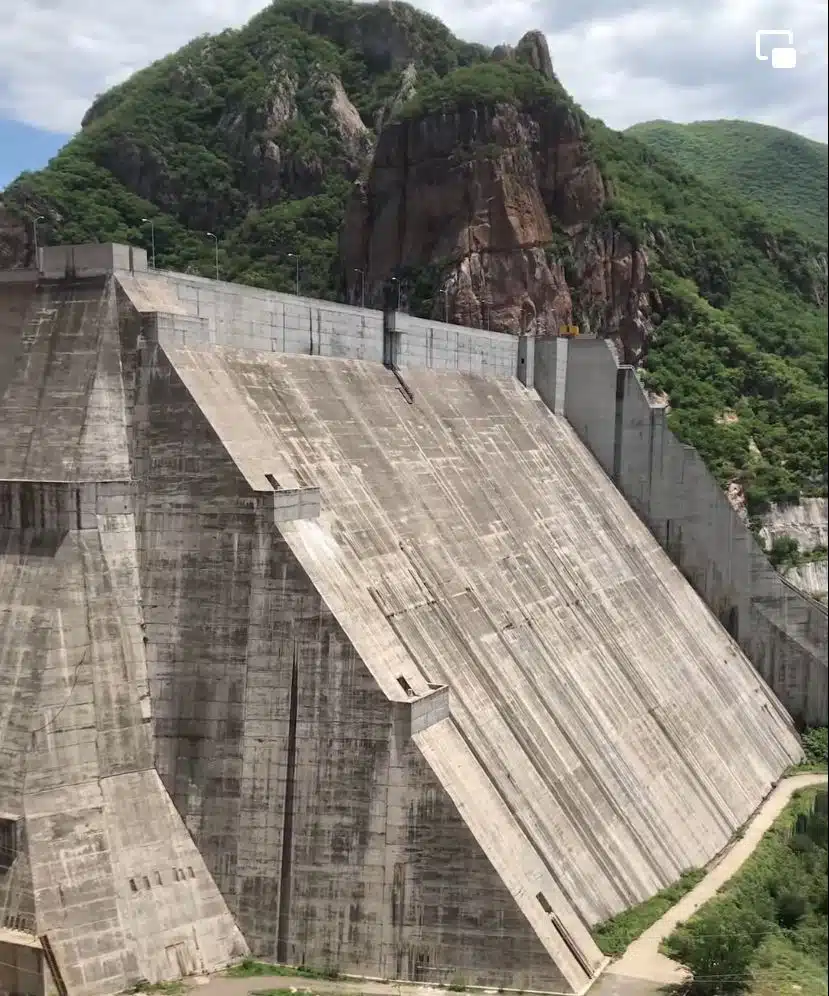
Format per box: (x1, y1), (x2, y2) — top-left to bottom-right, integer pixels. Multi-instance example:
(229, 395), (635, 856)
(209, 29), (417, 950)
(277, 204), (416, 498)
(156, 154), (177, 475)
(16, 248), (825, 729)
(0, 277), (247, 996)
(114, 239), (826, 729)
(160, 341), (802, 967)
(0, 244), (821, 993)
(130, 332), (590, 991)
(559, 337), (828, 727)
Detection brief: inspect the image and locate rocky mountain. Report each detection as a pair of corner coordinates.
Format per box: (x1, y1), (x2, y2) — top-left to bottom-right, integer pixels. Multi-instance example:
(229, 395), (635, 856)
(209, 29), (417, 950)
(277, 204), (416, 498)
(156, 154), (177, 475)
(626, 119), (829, 245)
(0, 0), (826, 517)
(341, 50), (649, 360)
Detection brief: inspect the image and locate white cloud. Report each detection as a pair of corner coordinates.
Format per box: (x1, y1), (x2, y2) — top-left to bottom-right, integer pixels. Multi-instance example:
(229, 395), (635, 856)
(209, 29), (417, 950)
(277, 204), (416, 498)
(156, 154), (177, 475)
(0, 0), (825, 140)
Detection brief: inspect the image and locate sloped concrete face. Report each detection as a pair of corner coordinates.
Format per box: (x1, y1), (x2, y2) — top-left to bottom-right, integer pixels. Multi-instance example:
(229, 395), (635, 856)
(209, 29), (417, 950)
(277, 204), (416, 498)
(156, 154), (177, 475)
(157, 343), (801, 962)
(130, 341), (587, 991)
(145, 336), (799, 984)
(0, 277), (247, 996)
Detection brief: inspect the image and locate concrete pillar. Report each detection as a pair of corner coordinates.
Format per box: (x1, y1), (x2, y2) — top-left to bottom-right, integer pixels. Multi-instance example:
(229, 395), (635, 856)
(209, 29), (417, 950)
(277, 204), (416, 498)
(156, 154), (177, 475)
(532, 337), (568, 415)
(517, 335), (535, 387)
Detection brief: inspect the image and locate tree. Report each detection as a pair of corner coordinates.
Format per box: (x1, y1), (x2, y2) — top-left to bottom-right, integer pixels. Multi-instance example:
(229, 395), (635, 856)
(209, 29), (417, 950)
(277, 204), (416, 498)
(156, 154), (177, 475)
(667, 902), (764, 995)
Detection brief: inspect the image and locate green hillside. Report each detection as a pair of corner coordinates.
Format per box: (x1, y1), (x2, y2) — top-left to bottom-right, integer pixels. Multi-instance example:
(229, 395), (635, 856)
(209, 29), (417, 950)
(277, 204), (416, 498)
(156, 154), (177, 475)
(0, 0), (826, 512)
(626, 119), (829, 244)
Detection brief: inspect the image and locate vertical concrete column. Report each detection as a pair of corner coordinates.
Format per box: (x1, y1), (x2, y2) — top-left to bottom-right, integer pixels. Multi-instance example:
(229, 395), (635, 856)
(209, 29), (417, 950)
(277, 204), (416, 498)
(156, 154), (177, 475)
(383, 310), (400, 368)
(532, 337), (568, 415)
(552, 338), (568, 414)
(517, 336), (535, 387)
(563, 339), (616, 476)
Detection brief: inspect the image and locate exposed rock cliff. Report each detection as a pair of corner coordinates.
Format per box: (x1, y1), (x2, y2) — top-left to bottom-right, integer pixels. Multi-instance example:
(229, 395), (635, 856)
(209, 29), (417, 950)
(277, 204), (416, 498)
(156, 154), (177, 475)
(342, 32), (651, 360)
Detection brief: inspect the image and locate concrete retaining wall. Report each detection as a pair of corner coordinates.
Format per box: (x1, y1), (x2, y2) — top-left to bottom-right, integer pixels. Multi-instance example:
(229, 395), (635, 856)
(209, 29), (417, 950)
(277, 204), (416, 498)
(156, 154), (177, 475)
(387, 313), (519, 377)
(145, 272), (385, 361)
(118, 263), (521, 378)
(558, 337), (828, 726)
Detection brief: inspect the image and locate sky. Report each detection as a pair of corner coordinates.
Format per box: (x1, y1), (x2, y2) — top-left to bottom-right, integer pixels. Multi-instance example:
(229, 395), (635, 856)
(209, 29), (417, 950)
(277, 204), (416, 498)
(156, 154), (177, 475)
(0, 0), (827, 188)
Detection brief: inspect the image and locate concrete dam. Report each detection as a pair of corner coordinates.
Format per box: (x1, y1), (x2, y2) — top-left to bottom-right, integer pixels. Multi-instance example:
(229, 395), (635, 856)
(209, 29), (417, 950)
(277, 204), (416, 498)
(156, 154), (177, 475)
(0, 243), (825, 996)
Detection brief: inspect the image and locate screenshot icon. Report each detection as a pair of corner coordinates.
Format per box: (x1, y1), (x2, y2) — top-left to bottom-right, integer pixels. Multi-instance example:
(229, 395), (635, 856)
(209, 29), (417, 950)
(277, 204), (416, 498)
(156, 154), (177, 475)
(755, 30), (797, 68)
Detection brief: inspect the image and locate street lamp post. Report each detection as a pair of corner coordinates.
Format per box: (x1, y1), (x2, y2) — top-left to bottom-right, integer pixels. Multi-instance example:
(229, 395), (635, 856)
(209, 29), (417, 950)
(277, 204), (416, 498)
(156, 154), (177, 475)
(391, 276), (402, 311)
(33, 215), (45, 270)
(142, 218), (156, 268)
(288, 253), (300, 296)
(354, 268), (365, 308)
(206, 232), (219, 281)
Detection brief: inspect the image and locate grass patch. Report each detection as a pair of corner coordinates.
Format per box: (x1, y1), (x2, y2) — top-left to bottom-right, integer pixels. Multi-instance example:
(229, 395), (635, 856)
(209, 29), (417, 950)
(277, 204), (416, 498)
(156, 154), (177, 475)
(662, 786), (827, 995)
(225, 960), (339, 981)
(748, 930), (828, 995)
(592, 868), (705, 956)
(788, 727), (829, 775)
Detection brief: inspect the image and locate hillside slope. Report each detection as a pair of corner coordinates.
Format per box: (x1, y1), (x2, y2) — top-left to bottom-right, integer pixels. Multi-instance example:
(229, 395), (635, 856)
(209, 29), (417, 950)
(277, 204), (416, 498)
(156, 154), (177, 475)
(626, 119), (829, 245)
(0, 0), (825, 517)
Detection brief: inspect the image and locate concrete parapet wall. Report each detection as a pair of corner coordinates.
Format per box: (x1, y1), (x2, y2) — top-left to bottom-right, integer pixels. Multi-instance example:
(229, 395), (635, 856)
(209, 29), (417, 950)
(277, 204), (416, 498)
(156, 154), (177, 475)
(148, 312), (212, 346)
(40, 244), (147, 279)
(533, 337), (569, 415)
(117, 263), (521, 377)
(134, 270), (385, 361)
(557, 338), (616, 471)
(387, 312), (519, 377)
(562, 337), (828, 726)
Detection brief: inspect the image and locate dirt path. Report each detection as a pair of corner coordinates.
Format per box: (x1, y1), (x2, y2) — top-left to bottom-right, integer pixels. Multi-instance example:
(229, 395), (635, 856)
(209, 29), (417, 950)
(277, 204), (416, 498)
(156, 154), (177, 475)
(187, 974), (450, 996)
(592, 772), (828, 990)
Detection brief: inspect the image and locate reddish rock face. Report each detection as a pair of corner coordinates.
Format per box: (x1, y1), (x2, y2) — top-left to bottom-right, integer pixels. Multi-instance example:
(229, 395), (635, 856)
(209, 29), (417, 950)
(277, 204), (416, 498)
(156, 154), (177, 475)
(341, 94), (651, 359)
(572, 227), (652, 363)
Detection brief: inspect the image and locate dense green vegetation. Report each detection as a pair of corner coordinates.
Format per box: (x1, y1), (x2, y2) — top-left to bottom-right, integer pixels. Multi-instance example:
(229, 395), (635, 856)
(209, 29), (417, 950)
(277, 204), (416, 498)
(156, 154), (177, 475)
(394, 59), (568, 120)
(790, 727), (829, 774)
(768, 537), (828, 571)
(626, 120), (829, 245)
(663, 786), (828, 995)
(592, 868), (705, 956)
(587, 120), (827, 512)
(2, 0), (486, 298)
(1, 0), (826, 509)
